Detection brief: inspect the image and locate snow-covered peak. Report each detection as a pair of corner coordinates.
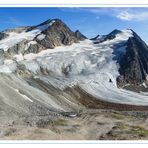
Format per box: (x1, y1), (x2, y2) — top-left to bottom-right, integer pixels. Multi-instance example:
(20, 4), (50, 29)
(98, 29), (133, 46)
(0, 18), (80, 55)
(33, 20), (56, 31)
(108, 29), (133, 37)
(92, 29), (133, 46)
(120, 29), (133, 37)
(115, 29), (133, 40)
(0, 19), (57, 52)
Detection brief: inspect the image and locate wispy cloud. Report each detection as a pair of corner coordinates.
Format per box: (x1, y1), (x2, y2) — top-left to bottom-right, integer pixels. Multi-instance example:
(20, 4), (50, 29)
(59, 7), (148, 22)
(86, 8), (148, 21)
(116, 11), (133, 21)
(116, 11), (148, 21)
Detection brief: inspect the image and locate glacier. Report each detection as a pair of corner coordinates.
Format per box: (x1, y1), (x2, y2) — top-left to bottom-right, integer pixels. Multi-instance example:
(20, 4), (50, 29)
(0, 29), (148, 106)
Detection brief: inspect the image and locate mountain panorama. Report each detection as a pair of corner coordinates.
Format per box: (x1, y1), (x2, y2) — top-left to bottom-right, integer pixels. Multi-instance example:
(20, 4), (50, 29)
(0, 18), (148, 140)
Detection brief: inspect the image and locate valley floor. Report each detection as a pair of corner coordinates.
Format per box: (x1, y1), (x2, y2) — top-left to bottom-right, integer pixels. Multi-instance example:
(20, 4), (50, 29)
(1, 110), (148, 140)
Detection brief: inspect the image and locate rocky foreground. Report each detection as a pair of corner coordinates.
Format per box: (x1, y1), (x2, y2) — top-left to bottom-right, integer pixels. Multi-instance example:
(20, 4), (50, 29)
(0, 73), (148, 140)
(1, 109), (148, 140)
(0, 74), (147, 140)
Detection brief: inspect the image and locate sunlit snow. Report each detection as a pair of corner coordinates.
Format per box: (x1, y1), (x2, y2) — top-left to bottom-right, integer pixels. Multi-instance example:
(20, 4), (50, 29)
(0, 29), (148, 105)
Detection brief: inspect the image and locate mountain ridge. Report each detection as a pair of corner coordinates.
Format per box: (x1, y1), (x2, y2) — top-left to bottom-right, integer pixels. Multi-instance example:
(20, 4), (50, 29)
(0, 18), (87, 57)
(0, 18), (147, 107)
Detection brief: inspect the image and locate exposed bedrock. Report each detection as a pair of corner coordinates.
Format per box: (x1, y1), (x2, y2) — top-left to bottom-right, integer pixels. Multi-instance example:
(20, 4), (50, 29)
(117, 31), (148, 88)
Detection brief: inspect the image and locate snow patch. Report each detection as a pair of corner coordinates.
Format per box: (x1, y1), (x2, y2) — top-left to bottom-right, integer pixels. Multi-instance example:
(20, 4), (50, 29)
(37, 34), (46, 40)
(0, 20), (56, 51)
(0, 65), (12, 73)
(14, 54), (24, 62)
(4, 59), (13, 65)
(0, 30), (41, 51)
(25, 41), (37, 51)
(142, 82), (148, 88)
(35, 20), (56, 31)
(14, 89), (33, 103)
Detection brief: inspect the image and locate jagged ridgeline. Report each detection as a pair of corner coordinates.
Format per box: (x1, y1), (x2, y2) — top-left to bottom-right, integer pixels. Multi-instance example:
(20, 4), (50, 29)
(0, 19), (86, 57)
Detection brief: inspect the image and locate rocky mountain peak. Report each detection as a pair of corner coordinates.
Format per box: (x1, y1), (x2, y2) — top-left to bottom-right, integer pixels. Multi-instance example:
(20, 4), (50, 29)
(0, 18), (82, 57)
(103, 29), (122, 41)
(91, 34), (100, 40)
(36, 18), (79, 49)
(26, 19), (57, 32)
(117, 30), (148, 89)
(109, 29), (122, 35)
(74, 30), (87, 41)
(91, 29), (123, 43)
(89, 28), (148, 90)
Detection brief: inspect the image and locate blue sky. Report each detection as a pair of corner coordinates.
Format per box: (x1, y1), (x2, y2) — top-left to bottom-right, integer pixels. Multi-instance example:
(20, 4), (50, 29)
(0, 7), (148, 42)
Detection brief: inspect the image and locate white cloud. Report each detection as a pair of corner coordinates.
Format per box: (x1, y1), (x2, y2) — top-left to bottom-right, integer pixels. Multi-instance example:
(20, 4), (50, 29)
(116, 11), (148, 21)
(116, 11), (133, 21)
(60, 7), (148, 21)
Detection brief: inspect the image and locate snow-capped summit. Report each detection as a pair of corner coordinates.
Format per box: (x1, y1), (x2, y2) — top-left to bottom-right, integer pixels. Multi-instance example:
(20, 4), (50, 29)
(103, 29), (122, 40)
(117, 30), (148, 89)
(0, 19), (84, 56)
(26, 19), (56, 32)
(91, 29), (133, 45)
(91, 28), (148, 90)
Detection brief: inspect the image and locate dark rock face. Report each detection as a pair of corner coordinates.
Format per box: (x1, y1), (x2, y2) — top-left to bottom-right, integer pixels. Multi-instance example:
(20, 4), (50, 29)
(117, 31), (148, 87)
(91, 34), (100, 40)
(74, 30), (87, 41)
(0, 32), (8, 40)
(104, 29), (122, 41)
(36, 19), (79, 49)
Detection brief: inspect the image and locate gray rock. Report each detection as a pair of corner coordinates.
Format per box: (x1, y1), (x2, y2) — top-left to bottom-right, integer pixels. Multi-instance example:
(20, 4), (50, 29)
(75, 30), (87, 41)
(117, 30), (148, 87)
(0, 32), (8, 40)
(6, 39), (29, 56)
(38, 19), (79, 48)
(24, 42), (45, 54)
